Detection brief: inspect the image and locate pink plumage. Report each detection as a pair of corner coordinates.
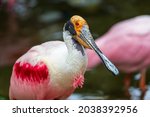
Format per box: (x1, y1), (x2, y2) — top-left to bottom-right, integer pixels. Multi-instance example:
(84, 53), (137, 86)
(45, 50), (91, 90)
(87, 15), (150, 72)
(86, 15), (150, 98)
(14, 62), (49, 83)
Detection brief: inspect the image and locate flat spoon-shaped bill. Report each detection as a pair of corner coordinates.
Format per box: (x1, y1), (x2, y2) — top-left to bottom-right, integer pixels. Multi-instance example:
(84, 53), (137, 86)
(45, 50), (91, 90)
(80, 25), (119, 75)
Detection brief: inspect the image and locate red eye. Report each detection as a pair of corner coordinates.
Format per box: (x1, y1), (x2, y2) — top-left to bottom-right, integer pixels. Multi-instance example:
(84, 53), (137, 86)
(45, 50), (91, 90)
(75, 22), (80, 26)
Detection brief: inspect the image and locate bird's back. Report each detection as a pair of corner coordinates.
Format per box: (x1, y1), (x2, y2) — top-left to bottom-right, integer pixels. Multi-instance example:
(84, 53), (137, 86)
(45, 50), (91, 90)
(87, 15), (150, 73)
(109, 15), (150, 36)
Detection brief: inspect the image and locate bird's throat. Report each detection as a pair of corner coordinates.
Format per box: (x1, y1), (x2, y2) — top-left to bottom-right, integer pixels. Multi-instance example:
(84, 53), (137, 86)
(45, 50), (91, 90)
(71, 38), (85, 56)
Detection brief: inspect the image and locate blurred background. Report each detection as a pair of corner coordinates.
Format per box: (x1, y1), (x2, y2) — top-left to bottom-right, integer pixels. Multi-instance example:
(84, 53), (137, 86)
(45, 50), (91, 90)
(0, 0), (150, 100)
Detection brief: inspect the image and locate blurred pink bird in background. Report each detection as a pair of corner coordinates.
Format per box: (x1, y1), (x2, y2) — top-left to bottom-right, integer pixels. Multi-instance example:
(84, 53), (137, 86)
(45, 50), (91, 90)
(86, 15), (150, 98)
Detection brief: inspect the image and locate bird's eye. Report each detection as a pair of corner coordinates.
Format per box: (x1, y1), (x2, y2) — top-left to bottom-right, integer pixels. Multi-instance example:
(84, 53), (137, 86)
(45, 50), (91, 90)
(75, 22), (80, 27)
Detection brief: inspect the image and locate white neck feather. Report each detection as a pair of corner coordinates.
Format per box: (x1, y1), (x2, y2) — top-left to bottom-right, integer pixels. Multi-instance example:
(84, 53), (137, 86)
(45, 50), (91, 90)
(63, 31), (87, 74)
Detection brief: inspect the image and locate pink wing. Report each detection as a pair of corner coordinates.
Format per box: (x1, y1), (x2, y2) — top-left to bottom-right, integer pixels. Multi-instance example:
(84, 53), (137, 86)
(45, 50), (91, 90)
(9, 60), (50, 100)
(9, 41), (68, 99)
(9, 42), (58, 99)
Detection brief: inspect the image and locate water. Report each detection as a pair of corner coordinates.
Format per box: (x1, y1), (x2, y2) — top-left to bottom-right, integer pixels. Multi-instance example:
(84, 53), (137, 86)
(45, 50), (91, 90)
(0, 0), (150, 100)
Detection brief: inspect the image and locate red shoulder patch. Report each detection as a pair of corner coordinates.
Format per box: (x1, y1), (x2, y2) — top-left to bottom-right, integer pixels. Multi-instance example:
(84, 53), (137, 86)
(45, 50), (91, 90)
(14, 62), (49, 83)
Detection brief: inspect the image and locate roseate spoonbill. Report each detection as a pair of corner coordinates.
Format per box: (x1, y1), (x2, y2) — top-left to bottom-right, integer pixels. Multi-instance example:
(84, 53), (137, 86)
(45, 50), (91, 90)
(86, 15), (150, 98)
(9, 15), (119, 100)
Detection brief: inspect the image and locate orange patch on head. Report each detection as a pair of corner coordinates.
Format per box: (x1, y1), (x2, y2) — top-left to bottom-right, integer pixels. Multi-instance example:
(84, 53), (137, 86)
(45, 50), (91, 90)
(70, 15), (88, 35)
(70, 15), (91, 49)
